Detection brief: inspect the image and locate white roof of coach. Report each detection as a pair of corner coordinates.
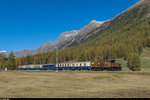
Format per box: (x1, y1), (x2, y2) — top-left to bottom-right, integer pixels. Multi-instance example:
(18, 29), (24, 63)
(57, 61), (91, 64)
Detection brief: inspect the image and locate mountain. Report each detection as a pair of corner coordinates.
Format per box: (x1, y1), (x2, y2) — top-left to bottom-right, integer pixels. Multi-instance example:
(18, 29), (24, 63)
(16, 0), (150, 60)
(14, 20), (107, 58)
(17, 0), (150, 65)
(0, 50), (9, 58)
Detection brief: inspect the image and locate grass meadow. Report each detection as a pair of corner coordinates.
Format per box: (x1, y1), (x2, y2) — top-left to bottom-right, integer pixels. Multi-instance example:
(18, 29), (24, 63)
(0, 71), (150, 98)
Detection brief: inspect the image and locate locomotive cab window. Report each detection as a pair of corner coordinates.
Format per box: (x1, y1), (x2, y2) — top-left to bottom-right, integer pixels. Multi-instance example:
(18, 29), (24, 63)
(110, 60), (115, 63)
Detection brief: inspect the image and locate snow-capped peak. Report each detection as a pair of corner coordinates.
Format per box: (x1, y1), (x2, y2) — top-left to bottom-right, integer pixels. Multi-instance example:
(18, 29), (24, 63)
(64, 34), (73, 37)
(63, 30), (79, 37)
(0, 50), (7, 53)
(91, 20), (105, 24)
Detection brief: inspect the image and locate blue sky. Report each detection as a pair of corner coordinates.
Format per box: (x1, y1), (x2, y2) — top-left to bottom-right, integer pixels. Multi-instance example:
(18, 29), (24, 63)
(0, 0), (140, 52)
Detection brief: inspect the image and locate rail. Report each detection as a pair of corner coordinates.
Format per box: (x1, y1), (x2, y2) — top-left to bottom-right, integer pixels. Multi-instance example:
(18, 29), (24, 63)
(1, 70), (150, 73)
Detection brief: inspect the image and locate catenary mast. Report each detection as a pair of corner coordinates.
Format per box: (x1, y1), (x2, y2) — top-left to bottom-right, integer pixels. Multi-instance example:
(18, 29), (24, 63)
(56, 46), (58, 72)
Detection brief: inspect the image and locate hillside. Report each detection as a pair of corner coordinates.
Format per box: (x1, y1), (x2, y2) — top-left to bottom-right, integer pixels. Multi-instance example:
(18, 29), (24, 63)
(14, 0), (150, 70)
(15, 0), (147, 58)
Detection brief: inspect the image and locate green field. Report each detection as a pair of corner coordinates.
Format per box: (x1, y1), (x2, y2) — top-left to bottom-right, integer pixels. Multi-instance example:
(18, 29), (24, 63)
(140, 47), (150, 71)
(0, 71), (150, 98)
(116, 58), (129, 71)
(116, 47), (150, 71)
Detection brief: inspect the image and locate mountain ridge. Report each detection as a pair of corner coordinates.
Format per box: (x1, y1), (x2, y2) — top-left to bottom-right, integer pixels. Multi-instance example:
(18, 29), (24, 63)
(9, 0), (150, 58)
(14, 20), (106, 58)
(14, 0), (150, 66)
(0, 50), (9, 58)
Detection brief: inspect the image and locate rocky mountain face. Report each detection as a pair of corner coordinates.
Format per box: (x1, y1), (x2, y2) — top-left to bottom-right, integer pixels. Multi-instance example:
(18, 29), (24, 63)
(112, 0), (150, 21)
(14, 20), (107, 58)
(0, 51), (9, 58)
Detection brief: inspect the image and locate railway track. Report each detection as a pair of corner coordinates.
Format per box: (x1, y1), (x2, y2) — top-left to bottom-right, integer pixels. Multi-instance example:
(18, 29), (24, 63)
(89, 71), (150, 73)
(2, 70), (150, 73)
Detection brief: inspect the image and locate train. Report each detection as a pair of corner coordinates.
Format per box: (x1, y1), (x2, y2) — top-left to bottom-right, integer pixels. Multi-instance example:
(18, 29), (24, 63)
(18, 59), (122, 71)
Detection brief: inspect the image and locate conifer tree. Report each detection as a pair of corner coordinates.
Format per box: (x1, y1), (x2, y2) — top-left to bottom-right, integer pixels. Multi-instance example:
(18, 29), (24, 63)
(0, 55), (6, 69)
(127, 53), (141, 71)
(7, 52), (16, 70)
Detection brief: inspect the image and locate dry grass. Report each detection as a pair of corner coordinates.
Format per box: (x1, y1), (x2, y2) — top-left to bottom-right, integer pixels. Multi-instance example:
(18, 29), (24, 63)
(0, 71), (150, 98)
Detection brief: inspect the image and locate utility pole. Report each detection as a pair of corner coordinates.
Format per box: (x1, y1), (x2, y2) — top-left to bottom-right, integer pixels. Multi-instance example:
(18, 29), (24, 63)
(56, 46), (58, 72)
(18, 58), (20, 71)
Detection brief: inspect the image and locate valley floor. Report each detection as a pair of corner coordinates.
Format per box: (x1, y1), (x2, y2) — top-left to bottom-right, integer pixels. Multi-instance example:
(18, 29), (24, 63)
(0, 71), (150, 98)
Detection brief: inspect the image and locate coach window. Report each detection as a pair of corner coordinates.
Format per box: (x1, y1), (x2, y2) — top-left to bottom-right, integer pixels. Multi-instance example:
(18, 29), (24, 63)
(80, 63), (82, 66)
(84, 63), (86, 66)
